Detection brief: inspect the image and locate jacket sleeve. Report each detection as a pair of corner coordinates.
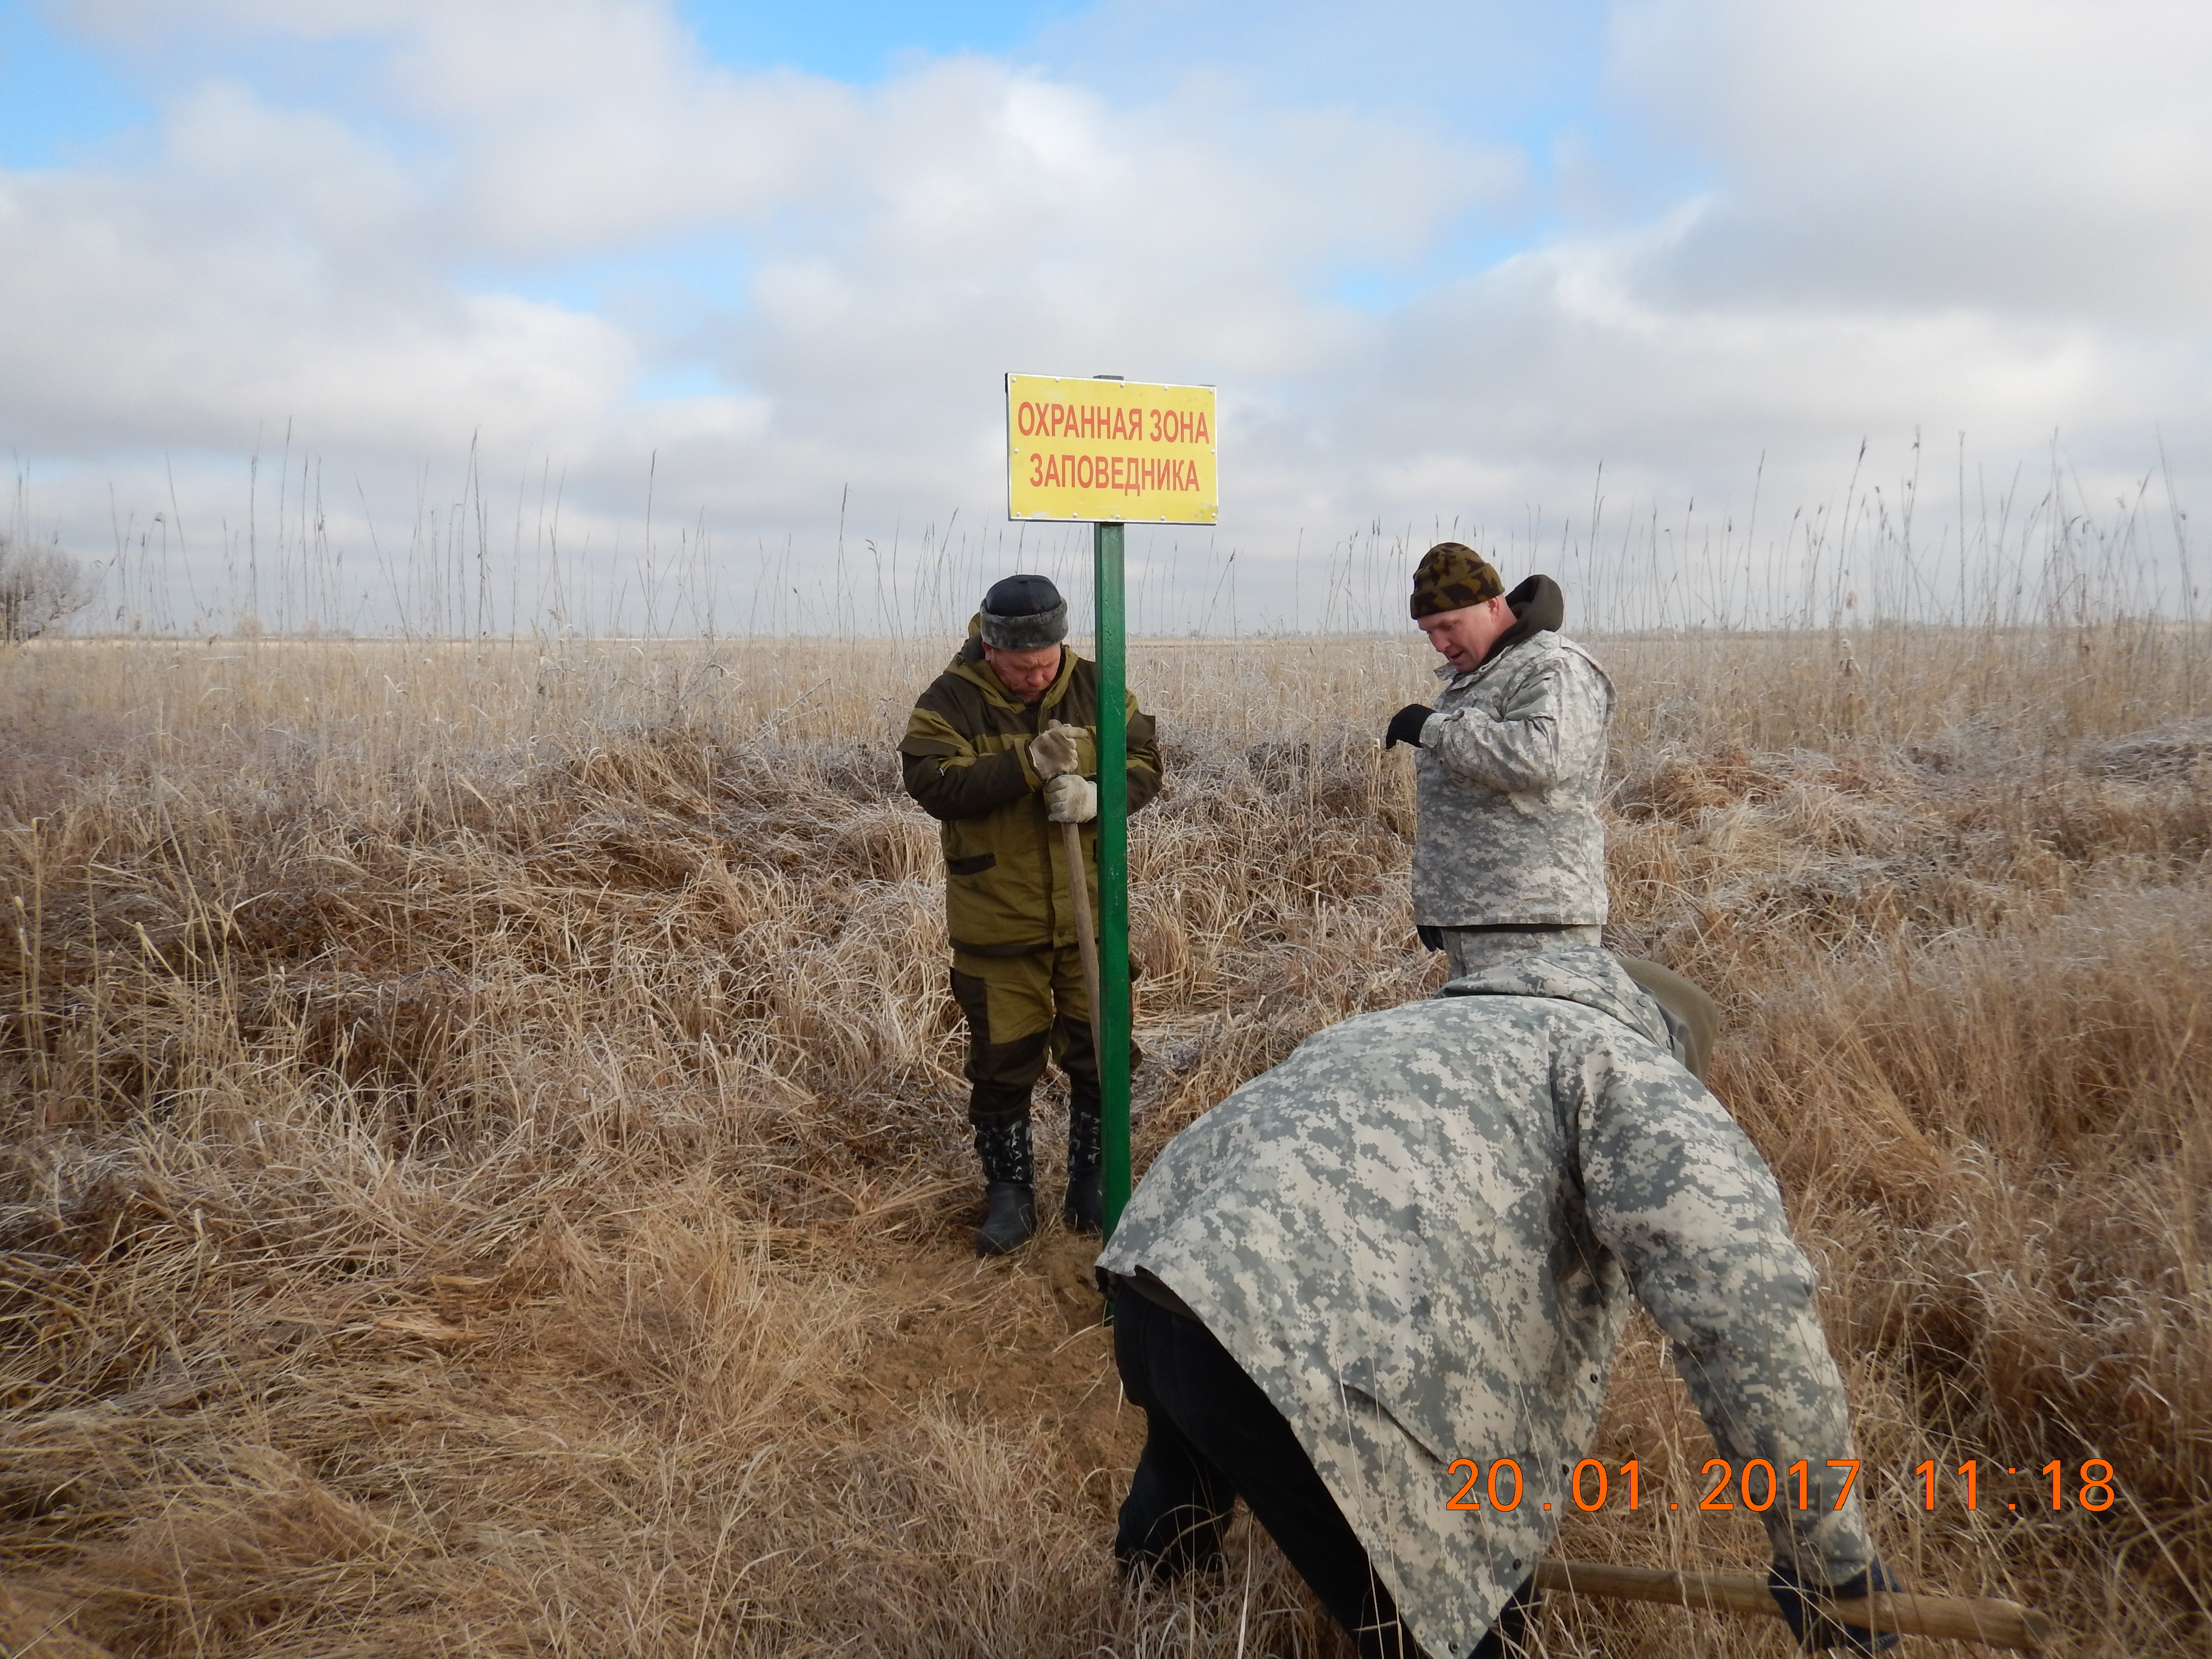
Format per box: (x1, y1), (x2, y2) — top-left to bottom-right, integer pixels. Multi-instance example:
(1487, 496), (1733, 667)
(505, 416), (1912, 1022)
(901, 749), (1033, 821)
(1421, 653), (1606, 795)
(900, 696), (1037, 822)
(1578, 1039), (1877, 1586)
(1125, 695), (1164, 813)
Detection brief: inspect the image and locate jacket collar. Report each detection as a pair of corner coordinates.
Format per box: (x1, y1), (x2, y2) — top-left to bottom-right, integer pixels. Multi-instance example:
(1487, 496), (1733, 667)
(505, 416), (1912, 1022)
(948, 628), (1080, 713)
(1437, 943), (1673, 1049)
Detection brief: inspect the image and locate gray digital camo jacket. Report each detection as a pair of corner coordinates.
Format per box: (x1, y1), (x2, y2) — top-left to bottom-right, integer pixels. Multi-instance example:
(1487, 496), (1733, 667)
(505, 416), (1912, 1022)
(1098, 946), (1875, 1659)
(1412, 627), (1614, 928)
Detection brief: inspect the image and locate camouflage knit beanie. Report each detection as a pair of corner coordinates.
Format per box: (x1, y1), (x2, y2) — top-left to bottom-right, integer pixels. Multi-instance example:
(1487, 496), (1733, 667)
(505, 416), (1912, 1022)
(1409, 542), (1504, 620)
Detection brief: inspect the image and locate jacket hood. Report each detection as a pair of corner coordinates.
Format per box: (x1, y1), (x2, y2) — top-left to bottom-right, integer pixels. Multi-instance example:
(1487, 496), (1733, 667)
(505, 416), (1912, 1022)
(1480, 574), (1564, 665)
(1437, 942), (1672, 1050)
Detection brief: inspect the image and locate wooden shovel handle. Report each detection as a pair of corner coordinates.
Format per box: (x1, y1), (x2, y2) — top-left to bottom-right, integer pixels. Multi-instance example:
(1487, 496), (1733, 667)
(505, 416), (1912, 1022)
(1532, 1559), (2052, 1652)
(1060, 819), (1104, 1058)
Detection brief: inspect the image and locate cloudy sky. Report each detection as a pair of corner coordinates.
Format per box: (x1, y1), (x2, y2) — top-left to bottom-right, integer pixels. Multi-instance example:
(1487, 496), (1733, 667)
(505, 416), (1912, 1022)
(3, 0), (2207, 634)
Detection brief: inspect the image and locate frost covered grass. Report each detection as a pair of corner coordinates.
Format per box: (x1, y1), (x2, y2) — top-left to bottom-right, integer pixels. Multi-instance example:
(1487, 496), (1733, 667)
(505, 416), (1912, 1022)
(1, 623), (2207, 1656)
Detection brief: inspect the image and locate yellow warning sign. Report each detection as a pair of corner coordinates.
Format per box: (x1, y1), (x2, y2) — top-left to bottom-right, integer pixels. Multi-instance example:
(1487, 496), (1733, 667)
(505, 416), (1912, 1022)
(1006, 374), (1217, 524)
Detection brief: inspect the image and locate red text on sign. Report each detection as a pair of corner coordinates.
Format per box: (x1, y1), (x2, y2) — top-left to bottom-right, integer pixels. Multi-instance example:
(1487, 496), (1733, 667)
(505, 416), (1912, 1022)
(1025, 452), (1204, 495)
(1015, 401), (1211, 446)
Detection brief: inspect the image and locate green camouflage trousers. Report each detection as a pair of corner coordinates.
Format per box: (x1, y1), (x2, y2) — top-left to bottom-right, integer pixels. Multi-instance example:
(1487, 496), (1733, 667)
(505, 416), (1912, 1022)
(949, 947), (1139, 1129)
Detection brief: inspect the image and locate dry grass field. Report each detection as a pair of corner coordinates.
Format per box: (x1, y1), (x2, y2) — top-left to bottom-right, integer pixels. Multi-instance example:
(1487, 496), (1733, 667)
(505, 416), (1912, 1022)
(2, 622), (2208, 1657)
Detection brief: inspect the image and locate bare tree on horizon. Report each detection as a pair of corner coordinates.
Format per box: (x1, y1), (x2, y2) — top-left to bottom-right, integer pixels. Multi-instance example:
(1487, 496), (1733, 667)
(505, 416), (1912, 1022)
(0, 531), (95, 643)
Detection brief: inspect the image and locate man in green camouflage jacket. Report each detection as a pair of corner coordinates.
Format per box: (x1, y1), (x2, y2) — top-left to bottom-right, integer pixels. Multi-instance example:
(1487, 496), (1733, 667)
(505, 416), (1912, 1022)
(902, 575), (1163, 1254)
(1098, 943), (1896, 1659)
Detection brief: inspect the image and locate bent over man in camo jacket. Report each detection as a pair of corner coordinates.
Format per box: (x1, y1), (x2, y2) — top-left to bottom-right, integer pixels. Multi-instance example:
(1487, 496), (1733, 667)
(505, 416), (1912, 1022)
(1382, 544), (1615, 981)
(1099, 943), (1896, 1659)
(902, 574), (1163, 1256)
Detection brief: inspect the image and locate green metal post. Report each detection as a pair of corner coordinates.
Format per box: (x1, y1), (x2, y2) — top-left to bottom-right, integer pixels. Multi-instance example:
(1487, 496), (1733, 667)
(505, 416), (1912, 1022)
(1093, 520), (1133, 1238)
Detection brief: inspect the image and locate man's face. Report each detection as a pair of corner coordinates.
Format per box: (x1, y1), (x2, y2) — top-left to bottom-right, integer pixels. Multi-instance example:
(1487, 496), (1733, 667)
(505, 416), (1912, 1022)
(983, 642), (1062, 703)
(1417, 597), (1514, 674)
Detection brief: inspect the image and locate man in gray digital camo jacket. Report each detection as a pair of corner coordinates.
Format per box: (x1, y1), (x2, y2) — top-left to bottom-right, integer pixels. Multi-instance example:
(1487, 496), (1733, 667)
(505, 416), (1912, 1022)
(1382, 543), (1613, 982)
(1098, 943), (1897, 1659)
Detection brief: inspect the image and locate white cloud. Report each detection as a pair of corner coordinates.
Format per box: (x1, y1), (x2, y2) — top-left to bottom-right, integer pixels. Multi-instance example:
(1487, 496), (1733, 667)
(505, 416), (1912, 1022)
(6, 0), (2210, 634)
(1609, 0), (2212, 319)
(0, 87), (640, 456)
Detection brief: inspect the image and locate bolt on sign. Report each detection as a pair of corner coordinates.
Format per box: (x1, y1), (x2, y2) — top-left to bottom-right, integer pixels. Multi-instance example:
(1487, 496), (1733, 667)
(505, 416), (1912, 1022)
(1006, 374), (1218, 524)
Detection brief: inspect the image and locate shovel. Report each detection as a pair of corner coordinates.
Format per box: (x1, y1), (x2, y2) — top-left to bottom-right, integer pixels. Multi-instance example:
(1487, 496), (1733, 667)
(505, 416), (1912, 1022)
(1534, 1559), (2052, 1651)
(1061, 825), (1106, 1062)
(1042, 721), (1106, 1059)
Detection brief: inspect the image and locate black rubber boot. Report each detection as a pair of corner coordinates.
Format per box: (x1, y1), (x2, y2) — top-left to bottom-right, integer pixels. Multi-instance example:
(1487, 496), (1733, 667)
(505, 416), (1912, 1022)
(976, 1181), (1037, 1255)
(1064, 1097), (1104, 1234)
(974, 1118), (1036, 1256)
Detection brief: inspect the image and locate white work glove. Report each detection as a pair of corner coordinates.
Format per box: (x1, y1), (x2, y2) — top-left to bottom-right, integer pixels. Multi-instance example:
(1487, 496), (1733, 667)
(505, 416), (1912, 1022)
(1029, 719), (1083, 779)
(1044, 773), (1098, 823)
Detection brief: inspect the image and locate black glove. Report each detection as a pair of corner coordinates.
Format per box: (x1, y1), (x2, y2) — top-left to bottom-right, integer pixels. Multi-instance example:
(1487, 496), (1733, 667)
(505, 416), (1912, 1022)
(1768, 1560), (1903, 1653)
(1383, 703), (1433, 749)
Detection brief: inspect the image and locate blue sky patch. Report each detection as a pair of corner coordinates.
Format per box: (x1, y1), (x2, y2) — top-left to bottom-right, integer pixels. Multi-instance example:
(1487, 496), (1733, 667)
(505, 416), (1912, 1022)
(0, 4), (151, 167)
(682, 0), (1084, 82)
(630, 363), (733, 404)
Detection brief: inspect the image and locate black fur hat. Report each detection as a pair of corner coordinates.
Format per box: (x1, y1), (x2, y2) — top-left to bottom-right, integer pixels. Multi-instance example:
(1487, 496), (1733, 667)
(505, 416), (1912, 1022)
(978, 574), (1068, 650)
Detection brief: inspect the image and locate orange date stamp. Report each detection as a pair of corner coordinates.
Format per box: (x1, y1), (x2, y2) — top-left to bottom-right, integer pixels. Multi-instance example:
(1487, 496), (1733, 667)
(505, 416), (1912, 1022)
(1443, 1457), (2118, 1515)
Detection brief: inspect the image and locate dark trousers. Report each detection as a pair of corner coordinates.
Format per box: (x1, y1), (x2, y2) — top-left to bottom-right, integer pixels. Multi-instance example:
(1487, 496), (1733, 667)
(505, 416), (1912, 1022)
(1112, 1285), (1435, 1659)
